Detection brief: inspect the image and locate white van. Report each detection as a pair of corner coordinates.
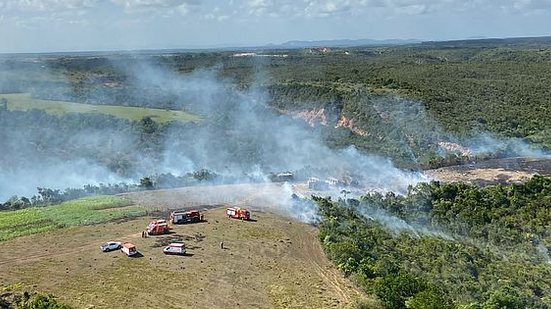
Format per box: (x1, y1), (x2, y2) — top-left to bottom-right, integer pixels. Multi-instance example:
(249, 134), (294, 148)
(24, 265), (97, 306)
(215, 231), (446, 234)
(121, 242), (138, 256)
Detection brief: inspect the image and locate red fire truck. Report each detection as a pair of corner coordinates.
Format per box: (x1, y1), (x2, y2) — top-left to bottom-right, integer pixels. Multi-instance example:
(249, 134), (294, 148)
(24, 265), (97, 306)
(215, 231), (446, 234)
(226, 207), (251, 220)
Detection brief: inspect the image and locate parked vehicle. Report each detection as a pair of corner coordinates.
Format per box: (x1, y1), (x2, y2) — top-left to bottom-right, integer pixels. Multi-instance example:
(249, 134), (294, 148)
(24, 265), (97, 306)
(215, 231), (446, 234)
(121, 242), (138, 256)
(100, 241), (122, 252)
(226, 207), (251, 220)
(146, 219), (171, 235)
(269, 171), (294, 182)
(170, 210), (203, 224)
(163, 243), (186, 255)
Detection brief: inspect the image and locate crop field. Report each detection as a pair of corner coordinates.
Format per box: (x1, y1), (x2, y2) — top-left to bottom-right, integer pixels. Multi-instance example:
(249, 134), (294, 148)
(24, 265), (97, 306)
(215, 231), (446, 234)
(1, 93), (201, 123)
(0, 196), (146, 241)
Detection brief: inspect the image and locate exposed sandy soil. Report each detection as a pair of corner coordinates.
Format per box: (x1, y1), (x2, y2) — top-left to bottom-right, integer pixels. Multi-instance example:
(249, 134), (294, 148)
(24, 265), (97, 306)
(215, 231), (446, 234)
(426, 157), (551, 185)
(0, 202), (372, 308)
(119, 183), (292, 212)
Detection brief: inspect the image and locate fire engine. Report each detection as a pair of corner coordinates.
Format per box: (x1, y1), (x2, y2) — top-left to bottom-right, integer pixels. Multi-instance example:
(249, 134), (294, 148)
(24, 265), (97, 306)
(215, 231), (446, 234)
(226, 207), (251, 220)
(170, 209), (203, 224)
(146, 219), (171, 235)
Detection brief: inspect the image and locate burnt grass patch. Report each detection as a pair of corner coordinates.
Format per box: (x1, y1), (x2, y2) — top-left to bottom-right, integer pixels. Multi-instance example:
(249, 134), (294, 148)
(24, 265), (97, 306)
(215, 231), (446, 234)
(151, 233), (206, 248)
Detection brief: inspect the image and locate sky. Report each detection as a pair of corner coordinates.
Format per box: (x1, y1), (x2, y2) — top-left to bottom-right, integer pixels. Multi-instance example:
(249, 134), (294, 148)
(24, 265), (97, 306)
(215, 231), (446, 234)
(0, 0), (551, 53)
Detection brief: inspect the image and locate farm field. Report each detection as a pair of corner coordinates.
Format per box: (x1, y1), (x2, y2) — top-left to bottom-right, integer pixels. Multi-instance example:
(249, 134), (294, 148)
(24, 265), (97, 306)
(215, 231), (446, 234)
(0, 207), (372, 308)
(0, 196), (146, 241)
(0, 93), (201, 123)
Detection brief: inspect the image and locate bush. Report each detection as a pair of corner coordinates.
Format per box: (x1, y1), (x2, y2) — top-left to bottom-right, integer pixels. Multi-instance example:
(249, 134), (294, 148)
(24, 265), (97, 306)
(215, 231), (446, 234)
(374, 273), (426, 309)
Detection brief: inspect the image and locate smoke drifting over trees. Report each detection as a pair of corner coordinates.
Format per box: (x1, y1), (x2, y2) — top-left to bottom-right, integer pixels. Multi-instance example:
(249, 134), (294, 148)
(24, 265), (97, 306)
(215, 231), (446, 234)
(0, 58), (429, 201)
(0, 52), (548, 203)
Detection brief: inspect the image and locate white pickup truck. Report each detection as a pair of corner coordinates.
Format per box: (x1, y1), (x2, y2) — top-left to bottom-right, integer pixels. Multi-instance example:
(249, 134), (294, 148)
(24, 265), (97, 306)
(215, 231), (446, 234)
(100, 241), (122, 252)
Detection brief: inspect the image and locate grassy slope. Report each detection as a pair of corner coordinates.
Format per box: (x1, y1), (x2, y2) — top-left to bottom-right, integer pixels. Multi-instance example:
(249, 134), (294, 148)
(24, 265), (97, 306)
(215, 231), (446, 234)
(1, 93), (201, 124)
(0, 196), (146, 241)
(0, 207), (372, 308)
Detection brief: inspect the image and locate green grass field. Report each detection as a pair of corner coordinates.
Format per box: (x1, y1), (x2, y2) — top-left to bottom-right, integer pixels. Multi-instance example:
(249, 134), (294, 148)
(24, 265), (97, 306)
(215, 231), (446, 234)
(1, 93), (201, 123)
(0, 196), (146, 241)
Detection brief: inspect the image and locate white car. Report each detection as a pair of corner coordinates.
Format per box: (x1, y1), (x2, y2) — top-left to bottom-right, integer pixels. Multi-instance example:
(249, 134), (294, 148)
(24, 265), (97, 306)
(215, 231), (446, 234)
(100, 241), (122, 252)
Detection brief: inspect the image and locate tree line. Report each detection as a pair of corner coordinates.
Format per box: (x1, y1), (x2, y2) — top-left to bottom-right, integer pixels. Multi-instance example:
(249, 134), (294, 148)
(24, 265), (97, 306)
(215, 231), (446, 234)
(316, 176), (551, 308)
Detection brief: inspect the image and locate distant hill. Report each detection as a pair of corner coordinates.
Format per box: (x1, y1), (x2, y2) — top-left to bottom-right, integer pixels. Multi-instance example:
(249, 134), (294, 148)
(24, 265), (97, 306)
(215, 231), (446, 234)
(271, 38), (421, 48)
(421, 35), (551, 47)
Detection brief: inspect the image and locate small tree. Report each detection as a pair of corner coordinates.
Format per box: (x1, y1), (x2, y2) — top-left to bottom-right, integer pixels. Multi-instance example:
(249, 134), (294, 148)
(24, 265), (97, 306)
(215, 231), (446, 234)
(139, 177), (154, 190)
(375, 273), (427, 309)
(406, 288), (453, 309)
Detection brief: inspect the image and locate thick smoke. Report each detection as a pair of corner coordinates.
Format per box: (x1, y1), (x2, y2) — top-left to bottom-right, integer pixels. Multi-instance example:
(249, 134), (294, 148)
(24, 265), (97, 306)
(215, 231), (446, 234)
(369, 96), (550, 160)
(0, 111), (134, 200)
(537, 244), (551, 264)
(2, 56), (547, 216)
(358, 201), (454, 240)
(0, 57), (429, 202)
(0, 160), (125, 201)
(116, 61), (431, 192)
(467, 133), (550, 158)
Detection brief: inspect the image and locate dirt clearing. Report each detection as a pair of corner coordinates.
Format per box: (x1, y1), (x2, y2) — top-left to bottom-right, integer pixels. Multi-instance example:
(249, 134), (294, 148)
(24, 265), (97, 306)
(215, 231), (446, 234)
(0, 206), (372, 308)
(426, 157), (551, 185)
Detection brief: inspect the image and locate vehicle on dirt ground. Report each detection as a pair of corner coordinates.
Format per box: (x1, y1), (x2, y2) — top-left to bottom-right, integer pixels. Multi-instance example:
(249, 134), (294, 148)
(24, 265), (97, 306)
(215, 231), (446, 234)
(269, 171), (294, 182)
(170, 209), (204, 224)
(163, 243), (186, 255)
(121, 242), (138, 256)
(226, 207), (251, 220)
(147, 219), (171, 235)
(100, 241), (122, 252)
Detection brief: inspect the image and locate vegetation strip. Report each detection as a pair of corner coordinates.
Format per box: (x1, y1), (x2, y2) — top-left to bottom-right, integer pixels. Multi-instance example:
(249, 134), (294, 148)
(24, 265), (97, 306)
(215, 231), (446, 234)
(1, 93), (200, 123)
(0, 196), (146, 241)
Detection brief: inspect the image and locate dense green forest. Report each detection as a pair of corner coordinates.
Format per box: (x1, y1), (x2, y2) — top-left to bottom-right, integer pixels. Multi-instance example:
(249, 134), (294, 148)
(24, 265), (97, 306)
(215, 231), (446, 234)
(2, 39), (550, 168)
(316, 175), (551, 308)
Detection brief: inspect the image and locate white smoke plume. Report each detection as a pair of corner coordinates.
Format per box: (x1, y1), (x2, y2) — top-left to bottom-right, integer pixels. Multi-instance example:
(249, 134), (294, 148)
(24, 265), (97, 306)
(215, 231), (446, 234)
(467, 133), (551, 158)
(2, 55), (548, 211)
(0, 57), (429, 203)
(536, 244), (551, 264)
(368, 96), (550, 161)
(358, 202), (454, 240)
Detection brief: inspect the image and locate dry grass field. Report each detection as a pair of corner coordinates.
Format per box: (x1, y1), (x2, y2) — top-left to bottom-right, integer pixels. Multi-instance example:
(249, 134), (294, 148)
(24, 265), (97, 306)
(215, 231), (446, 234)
(0, 187), (374, 308)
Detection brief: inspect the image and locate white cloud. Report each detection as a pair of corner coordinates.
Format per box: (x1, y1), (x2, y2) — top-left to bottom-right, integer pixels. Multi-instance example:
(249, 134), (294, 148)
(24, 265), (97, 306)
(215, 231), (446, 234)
(2, 0), (551, 54)
(2, 0), (203, 13)
(202, 7), (231, 21)
(112, 0), (197, 9)
(245, 0), (301, 17)
(3, 0), (101, 11)
(511, 0), (551, 10)
(177, 2), (190, 15)
(239, 0), (551, 18)
(111, 0), (202, 16)
(243, 0), (430, 18)
(305, 0), (353, 17)
(5, 0), (551, 17)
(393, 3), (429, 15)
